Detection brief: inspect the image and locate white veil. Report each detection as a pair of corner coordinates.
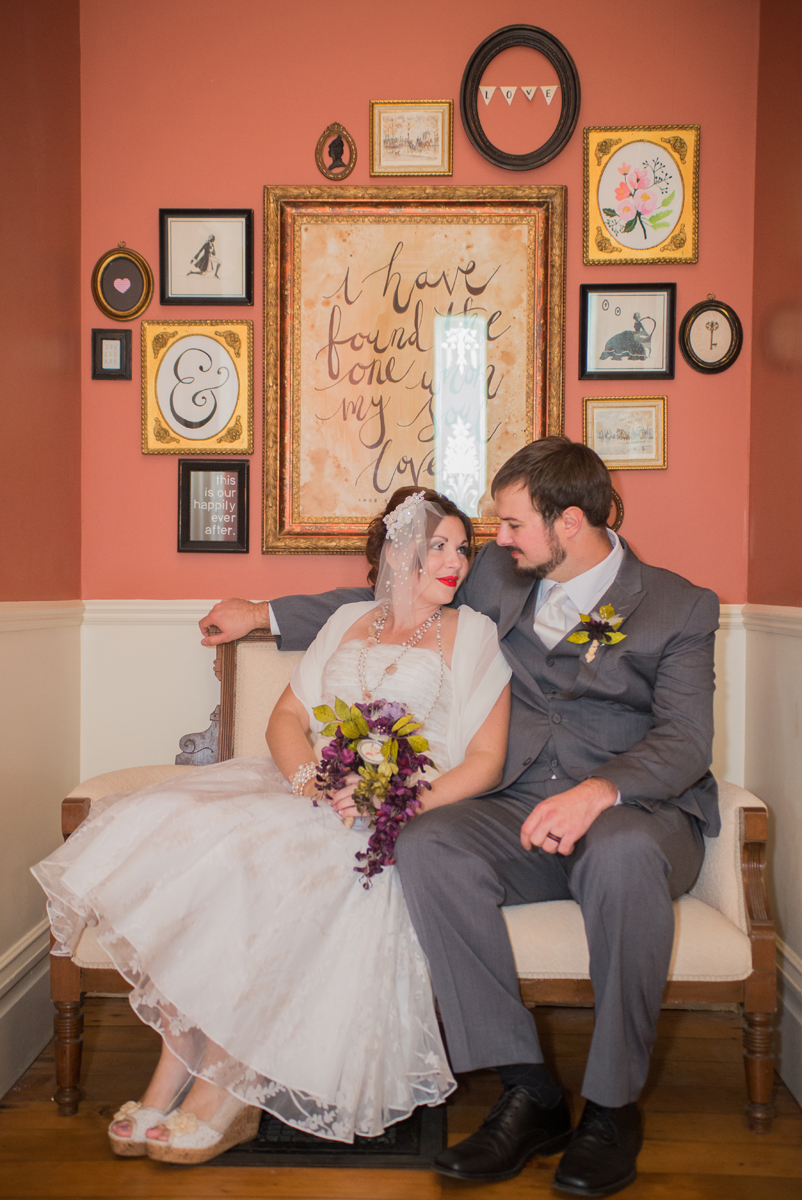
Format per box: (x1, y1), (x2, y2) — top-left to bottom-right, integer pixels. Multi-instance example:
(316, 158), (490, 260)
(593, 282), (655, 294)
(373, 492), (447, 629)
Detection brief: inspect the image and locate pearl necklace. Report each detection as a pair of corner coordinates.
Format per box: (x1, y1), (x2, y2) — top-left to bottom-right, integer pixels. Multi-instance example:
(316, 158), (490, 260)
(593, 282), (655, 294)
(358, 604), (445, 721)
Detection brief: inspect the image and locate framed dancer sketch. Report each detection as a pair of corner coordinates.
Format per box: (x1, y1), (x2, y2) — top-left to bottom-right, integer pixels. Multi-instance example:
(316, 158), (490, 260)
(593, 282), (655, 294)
(159, 209), (254, 305)
(262, 184), (567, 553)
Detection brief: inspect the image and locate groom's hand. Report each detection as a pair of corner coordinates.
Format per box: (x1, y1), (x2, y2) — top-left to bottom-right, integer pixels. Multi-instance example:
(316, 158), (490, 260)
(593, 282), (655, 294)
(199, 598), (271, 646)
(521, 777), (618, 855)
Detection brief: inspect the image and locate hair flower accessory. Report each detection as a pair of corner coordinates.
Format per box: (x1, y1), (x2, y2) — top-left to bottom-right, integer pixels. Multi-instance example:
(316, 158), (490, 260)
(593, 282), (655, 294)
(382, 491), (427, 540)
(567, 604), (627, 663)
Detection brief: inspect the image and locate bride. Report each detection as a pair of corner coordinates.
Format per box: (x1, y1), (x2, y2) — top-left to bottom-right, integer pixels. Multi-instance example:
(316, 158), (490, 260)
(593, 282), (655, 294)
(33, 488), (512, 1164)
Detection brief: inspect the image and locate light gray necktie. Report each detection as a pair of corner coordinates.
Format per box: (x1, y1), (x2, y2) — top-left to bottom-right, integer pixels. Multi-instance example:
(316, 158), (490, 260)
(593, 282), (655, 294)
(534, 583), (571, 650)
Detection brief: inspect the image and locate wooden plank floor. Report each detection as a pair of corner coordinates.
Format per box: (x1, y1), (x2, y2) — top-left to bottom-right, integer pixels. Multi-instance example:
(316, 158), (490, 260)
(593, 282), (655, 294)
(2, 999), (802, 1199)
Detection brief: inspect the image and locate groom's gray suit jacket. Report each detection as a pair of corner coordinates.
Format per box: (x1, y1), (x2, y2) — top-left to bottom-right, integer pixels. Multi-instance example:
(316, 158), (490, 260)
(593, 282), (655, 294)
(271, 537), (720, 837)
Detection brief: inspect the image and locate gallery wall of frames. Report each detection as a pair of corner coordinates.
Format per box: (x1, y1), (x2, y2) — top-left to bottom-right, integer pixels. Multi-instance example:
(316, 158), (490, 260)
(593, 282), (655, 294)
(80, 0), (760, 605)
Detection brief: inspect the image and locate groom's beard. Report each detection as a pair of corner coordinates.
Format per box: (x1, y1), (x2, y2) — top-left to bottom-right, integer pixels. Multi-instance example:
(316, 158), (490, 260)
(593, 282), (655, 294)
(510, 529), (567, 579)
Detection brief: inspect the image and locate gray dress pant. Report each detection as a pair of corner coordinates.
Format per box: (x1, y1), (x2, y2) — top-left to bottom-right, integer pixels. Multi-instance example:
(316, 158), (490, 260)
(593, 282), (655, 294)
(395, 790), (704, 1107)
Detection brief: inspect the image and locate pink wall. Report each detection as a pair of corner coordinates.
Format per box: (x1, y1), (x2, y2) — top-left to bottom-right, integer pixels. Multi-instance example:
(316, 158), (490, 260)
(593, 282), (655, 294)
(80, 0), (760, 603)
(0, 0), (81, 601)
(747, 0), (802, 607)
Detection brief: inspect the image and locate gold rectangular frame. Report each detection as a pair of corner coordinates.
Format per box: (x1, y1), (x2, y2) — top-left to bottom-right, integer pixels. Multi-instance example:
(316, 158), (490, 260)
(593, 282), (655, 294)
(263, 184), (566, 553)
(369, 100), (453, 176)
(583, 396), (667, 470)
(141, 319), (253, 455)
(584, 125), (699, 265)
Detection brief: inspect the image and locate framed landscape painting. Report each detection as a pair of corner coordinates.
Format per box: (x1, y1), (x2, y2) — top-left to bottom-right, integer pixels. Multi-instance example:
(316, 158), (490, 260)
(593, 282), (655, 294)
(262, 185), (567, 552)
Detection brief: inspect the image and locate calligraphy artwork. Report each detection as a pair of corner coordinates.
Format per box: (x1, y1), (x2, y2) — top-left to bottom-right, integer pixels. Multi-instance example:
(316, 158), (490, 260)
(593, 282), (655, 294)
(263, 185), (566, 552)
(141, 320), (253, 455)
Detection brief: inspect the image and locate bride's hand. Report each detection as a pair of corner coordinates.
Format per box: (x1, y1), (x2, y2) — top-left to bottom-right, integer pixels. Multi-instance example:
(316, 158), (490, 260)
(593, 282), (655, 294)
(328, 773), (361, 820)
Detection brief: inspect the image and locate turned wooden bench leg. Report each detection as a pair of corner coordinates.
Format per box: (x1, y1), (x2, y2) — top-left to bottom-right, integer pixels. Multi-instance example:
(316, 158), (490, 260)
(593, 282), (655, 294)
(743, 1009), (774, 1132)
(51, 953), (83, 1116)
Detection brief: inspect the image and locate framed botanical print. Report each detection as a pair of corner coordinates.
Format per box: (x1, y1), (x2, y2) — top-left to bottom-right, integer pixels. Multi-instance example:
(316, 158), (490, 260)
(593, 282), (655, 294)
(584, 125), (699, 265)
(159, 209), (254, 305)
(263, 184), (567, 552)
(579, 284), (676, 380)
(583, 397), (667, 470)
(141, 320), (253, 455)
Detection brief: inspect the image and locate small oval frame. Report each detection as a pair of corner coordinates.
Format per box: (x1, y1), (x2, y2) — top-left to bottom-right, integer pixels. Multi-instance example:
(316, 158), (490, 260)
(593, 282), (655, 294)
(679, 297), (743, 374)
(315, 122), (358, 181)
(609, 488), (624, 532)
(460, 24), (581, 171)
(91, 244), (154, 322)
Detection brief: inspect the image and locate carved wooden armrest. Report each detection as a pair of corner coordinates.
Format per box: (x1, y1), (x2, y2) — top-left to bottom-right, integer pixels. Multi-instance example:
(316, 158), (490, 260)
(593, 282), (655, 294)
(741, 807), (776, 1005)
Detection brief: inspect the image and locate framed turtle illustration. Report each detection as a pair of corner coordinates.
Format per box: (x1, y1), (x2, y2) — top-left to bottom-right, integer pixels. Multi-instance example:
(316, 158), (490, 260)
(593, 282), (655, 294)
(579, 283), (676, 380)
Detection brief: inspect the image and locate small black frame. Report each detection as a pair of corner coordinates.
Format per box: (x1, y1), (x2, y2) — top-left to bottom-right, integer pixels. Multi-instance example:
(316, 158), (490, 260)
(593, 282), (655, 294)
(91, 328), (132, 380)
(579, 283), (676, 381)
(160, 209), (254, 306)
(460, 25), (581, 171)
(178, 459), (249, 553)
(679, 297), (743, 374)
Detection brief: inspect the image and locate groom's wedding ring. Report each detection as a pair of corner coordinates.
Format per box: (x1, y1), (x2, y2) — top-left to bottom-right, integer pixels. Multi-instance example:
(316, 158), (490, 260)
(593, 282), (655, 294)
(545, 832), (562, 845)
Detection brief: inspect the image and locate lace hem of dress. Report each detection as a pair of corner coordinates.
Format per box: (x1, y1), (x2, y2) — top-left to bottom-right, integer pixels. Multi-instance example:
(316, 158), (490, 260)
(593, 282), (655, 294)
(32, 880), (455, 1143)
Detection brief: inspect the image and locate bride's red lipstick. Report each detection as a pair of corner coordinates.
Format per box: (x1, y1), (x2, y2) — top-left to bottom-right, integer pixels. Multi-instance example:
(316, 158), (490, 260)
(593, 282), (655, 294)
(438, 576), (458, 588)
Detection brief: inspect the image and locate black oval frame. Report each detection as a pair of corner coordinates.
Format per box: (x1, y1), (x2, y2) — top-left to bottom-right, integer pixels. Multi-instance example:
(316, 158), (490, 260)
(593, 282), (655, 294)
(460, 25), (581, 171)
(679, 299), (743, 374)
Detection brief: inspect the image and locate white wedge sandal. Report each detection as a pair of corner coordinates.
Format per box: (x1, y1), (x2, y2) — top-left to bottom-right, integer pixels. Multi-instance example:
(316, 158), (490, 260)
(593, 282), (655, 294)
(146, 1094), (262, 1164)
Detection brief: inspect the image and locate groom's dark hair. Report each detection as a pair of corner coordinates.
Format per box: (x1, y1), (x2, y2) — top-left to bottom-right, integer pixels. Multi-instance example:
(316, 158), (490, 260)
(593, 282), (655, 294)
(491, 437), (613, 529)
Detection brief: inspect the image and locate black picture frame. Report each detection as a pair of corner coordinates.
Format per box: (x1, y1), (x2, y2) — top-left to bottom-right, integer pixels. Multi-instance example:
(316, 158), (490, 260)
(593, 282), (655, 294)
(579, 283), (676, 381)
(91, 328), (132, 380)
(460, 25), (581, 171)
(90, 245), (154, 321)
(178, 459), (249, 553)
(679, 297), (743, 373)
(160, 209), (254, 306)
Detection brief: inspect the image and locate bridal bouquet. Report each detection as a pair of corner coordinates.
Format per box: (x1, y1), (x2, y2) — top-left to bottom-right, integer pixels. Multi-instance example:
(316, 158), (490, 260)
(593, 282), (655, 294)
(312, 698), (435, 886)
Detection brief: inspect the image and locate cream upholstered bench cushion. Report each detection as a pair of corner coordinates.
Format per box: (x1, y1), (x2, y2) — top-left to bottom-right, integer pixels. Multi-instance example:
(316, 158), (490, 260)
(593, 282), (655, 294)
(502, 781), (762, 985)
(66, 763), (195, 804)
(233, 641), (305, 758)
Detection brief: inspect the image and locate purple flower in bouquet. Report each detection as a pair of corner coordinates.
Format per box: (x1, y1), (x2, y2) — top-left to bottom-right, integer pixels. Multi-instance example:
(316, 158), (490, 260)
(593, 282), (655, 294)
(311, 697), (435, 887)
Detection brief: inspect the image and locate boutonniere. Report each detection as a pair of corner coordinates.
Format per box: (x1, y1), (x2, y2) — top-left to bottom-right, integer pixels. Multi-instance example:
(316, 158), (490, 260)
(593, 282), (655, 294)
(567, 604), (627, 663)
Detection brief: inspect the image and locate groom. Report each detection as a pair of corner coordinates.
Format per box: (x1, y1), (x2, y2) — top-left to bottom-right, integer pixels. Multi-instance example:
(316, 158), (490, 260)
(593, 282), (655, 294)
(199, 437), (718, 1196)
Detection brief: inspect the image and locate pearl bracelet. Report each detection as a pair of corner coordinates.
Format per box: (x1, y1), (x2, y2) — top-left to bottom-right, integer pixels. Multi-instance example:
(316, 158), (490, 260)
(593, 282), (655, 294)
(291, 762), (318, 796)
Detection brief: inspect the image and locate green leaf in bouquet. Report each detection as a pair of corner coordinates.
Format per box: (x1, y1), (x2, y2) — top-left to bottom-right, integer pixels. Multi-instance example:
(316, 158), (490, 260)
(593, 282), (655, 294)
(407, 735), (430, 754)
(334, 697), (351, 721)
(320, 722), (339, 737)
(350, 706), (370, 734)
(313, 704), (337, 723)
(382, 739), (398, 762)
(340, 721), (361, 739)
(606, 631), (627, 644)
(567, 631), (591, 644)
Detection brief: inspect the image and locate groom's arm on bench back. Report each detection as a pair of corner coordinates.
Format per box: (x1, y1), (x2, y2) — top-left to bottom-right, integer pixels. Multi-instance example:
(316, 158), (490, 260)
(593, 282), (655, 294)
(199, 588), (374, 650)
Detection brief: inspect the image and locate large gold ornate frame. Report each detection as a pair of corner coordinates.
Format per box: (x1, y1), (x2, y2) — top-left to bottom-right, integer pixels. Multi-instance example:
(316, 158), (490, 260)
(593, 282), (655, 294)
(263, 184), (566, 554)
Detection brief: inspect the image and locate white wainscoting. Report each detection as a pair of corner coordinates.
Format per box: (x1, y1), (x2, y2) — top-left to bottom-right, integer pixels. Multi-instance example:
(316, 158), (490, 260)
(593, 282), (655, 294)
(0, 602), (83, 1098)
(743, 603), (802, 1106)
(80, 601), (222, 780)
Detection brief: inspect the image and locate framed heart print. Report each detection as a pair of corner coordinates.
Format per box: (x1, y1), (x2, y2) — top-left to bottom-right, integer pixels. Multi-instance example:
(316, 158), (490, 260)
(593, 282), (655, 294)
(90, 243), (154, 321)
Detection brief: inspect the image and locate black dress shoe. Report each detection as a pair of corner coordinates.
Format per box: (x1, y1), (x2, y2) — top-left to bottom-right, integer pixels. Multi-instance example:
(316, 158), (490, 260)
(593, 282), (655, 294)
(432, 1087), (573, 1182)
(552, 1099), (643, 1197)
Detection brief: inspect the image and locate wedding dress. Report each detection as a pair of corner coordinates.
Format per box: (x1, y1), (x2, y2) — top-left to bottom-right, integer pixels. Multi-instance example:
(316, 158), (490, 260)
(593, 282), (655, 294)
(33, 602), (510, 1143)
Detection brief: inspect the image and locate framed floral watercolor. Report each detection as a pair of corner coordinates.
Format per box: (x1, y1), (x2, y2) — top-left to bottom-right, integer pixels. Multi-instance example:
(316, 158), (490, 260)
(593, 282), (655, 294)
(369, 101), (453, 176)
(583, 397), (666, 470)
(579, 283), (676, 380)
(584, 125), (699, 265)
(141, 319), (253, 455)
(263, 184), (567, 552)
(679, 295), (743, 373)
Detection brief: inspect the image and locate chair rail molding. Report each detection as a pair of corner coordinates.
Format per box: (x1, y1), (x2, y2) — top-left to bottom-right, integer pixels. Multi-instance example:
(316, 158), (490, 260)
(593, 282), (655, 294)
(0, 600), (84, 632)
(742, 603), (802, 638)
